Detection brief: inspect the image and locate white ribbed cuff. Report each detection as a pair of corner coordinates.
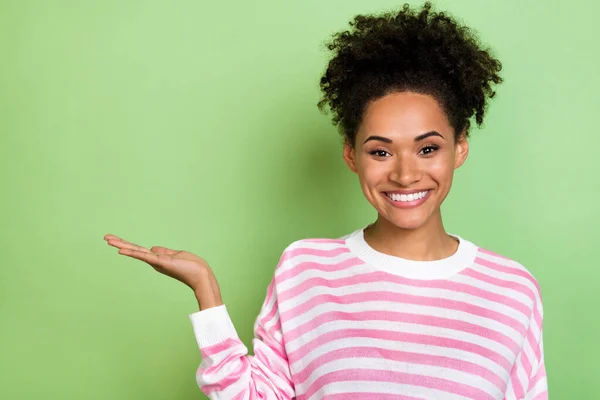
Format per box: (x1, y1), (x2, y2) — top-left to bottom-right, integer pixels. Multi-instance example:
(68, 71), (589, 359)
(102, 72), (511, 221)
(189, 304), (239, 348)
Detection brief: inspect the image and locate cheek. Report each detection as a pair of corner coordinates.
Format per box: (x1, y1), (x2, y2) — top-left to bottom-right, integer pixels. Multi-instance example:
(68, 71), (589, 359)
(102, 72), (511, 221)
(357, 158), (388, 187)
(427, 154), (455, 185)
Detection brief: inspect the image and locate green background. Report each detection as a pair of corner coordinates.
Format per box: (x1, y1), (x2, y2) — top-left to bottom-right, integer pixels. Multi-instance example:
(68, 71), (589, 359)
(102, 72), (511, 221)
(1, 0), (598, 398)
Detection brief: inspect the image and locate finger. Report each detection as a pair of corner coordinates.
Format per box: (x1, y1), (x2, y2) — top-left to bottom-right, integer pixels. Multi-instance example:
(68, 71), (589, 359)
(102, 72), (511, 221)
(104, 235), (143, 248)
(150, 246), (179, 255)
(118, 248), (173, 267)
(108, 238), (151, 253)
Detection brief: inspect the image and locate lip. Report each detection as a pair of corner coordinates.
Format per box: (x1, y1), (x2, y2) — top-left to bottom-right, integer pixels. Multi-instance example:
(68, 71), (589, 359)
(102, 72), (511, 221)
(383, 190), (432, 209)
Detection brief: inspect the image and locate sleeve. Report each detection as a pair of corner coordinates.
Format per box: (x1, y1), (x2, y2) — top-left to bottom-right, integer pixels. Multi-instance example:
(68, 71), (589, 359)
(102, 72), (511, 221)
(504, 293), (548, 400)
(188, 276), (295, 400)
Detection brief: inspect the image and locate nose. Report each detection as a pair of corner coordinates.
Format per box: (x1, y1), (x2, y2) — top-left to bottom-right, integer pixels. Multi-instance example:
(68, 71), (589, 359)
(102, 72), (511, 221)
(388, 155), (421, 187)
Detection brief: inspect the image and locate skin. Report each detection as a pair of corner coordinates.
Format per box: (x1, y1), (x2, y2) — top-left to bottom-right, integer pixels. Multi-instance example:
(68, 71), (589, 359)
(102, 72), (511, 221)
(103, 235), (223, 310)
(104, 90), (468, 310)
(343, 91), (469, 261)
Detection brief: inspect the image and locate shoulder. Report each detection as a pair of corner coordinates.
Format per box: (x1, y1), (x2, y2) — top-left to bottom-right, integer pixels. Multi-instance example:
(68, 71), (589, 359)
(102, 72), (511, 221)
(272, 235), (353, 280)
(469, 241), (544, 313)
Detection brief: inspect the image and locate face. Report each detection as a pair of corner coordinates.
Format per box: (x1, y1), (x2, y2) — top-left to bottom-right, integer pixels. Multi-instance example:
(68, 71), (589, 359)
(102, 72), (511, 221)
(343, 91), (469, 231)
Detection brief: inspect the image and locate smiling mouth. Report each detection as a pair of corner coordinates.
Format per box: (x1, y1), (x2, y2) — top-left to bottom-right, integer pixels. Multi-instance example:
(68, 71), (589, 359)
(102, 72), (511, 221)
(385, 190), (430, 203)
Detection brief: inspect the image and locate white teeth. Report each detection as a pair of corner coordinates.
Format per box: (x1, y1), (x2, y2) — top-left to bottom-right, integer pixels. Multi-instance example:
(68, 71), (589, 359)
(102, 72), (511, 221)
(387, 190), (428, 202)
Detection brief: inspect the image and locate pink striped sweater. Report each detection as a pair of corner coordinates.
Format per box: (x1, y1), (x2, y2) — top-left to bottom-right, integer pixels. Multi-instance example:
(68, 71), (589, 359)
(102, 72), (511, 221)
(189, 228), (547, 399)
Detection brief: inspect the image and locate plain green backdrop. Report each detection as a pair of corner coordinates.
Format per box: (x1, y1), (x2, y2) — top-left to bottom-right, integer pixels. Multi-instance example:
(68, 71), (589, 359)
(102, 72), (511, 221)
(1, 0), (598, 398)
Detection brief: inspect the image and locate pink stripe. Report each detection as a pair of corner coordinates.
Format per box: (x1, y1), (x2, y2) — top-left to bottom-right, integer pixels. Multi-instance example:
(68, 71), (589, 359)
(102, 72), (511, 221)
(266, 314), (283, 342)
(301, 368), (496, 400)
(250, 373), (276, 399)
(202, 356), (249, 394)
(233, 388), (246, 400)
(532, 393), (548, 400)
(478, 247), (511, 260)
(474, 256), (541, 294)
(530, 362), (546, 387)
(465, 268), (543, 339)
(277, 256), (364, 284)
(259, 295), (279, 333)
(533, 305), (543, 333)
(285, 246), (351, 260)
(281, 291), (526, 336)
(526, 328), (541, 362)
(300, 238), (345, 244)
(462, 268), (535, 303)
(520, 347), (533, 379)
(295, 346), (506, 389)
(325, 394), (422, 400)
(253, 280), (277, 331)
(286, 310), (520, 355)
(288, 328), (512, 372)
(279, 270), (532, 318)
(201, 337), (243, 358)
(508, 363), (525, 399)
(254, 324), (286, 361)
(265, 278), (275, 306)
(254, 345), (285, 374)
(202, 348), (249, 378)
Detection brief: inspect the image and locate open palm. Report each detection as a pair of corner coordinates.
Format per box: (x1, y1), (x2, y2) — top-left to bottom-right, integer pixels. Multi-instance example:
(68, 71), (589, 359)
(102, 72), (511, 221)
(104, 234), (223, 309)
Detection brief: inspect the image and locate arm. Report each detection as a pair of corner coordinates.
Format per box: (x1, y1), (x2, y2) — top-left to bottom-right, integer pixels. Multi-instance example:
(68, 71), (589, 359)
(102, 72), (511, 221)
(505, 297), (548, 400)
(189, 277), (295, 399)
(103, 234), (295, 399)
(524, 336), (547, 400)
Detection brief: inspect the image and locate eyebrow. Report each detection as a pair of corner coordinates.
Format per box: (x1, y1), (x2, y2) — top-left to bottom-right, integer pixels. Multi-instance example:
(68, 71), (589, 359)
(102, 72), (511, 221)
(363, 131), (446, 144)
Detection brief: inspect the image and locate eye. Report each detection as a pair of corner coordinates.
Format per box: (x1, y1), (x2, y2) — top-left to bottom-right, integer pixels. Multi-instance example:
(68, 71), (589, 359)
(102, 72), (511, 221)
(419, 145), (440, 155)
(369, 149), (391, 158)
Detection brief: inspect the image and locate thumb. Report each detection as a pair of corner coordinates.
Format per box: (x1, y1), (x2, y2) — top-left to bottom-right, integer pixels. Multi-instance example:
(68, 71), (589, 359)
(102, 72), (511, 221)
(150, 246), (179, 255)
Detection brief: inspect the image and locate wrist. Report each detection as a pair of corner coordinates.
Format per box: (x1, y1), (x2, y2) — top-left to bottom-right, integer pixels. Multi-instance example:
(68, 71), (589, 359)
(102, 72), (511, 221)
(194, 288), (223, 311)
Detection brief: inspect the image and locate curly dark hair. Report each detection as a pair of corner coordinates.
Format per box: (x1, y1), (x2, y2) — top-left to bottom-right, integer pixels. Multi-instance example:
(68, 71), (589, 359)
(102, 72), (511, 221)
(317, 1), (503, 145)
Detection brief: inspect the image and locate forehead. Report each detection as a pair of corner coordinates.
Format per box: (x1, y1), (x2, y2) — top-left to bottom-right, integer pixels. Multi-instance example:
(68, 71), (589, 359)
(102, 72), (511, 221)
(358, 91), (452, 139)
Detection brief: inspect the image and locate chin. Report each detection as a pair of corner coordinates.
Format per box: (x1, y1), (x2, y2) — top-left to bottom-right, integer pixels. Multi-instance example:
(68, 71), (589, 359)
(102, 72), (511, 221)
(381, 212), (429, 231)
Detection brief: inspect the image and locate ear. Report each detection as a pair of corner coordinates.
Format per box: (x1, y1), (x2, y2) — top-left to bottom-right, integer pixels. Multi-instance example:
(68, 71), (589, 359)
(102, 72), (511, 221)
(342, 140), (358, 174)
(453, 131), (469, 169)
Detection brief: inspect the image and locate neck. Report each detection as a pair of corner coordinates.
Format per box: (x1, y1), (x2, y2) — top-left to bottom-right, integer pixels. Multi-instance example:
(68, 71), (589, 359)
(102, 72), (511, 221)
(364, 211), (458, 261)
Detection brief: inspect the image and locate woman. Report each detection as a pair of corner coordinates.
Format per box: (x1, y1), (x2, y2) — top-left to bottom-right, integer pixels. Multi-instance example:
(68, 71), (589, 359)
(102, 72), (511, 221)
(104, 2), (547, 399)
